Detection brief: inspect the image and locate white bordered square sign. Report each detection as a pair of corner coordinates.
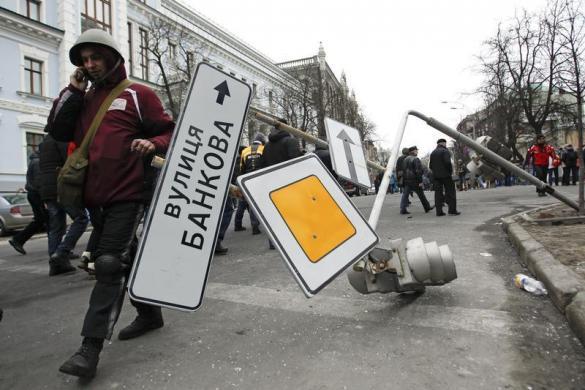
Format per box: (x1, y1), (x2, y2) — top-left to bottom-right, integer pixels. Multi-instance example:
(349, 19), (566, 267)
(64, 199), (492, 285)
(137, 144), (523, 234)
(324, 117), (371, 189)
(237, 154), (379, 297)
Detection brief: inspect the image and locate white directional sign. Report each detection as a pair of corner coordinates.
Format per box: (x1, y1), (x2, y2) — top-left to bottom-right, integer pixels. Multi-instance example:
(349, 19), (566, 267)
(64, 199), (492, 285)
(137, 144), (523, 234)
(237, 154), (379, 297)
(324, 117), (371, 188)
(129, 63), (251, 311)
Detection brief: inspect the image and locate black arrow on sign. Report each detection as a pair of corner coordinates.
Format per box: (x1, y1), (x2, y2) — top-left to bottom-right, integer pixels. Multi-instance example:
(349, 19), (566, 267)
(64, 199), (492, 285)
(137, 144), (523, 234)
(214, 81), (230, 105)
(337, 129), (358, 183)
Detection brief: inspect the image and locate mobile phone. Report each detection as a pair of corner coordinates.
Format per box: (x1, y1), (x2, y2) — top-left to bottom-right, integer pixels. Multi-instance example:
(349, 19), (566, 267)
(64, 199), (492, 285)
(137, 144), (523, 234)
(74, 68), (89, 82)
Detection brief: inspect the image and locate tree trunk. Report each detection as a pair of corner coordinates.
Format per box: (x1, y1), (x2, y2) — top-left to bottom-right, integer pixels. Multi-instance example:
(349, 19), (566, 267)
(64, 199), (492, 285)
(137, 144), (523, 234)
(577, 95), (584, 214)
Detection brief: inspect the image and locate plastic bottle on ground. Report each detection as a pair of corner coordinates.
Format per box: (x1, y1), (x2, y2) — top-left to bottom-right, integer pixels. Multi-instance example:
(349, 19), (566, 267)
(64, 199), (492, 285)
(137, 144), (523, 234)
(514, 273), (548, 295)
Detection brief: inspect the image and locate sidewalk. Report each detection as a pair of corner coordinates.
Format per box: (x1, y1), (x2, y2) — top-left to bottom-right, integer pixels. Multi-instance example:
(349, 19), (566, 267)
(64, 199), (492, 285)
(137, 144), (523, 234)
(502, 203), (585, 347)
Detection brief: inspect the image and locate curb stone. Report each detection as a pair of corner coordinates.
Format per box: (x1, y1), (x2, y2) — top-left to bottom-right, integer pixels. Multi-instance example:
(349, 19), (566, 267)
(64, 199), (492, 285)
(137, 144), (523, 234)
(566, 292), (585, 347)
(502, 214), (585, 347)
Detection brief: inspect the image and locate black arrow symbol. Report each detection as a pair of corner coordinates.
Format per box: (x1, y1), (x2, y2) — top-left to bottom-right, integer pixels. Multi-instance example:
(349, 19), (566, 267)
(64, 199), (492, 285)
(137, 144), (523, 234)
(214, 81), (230, 105)
(337, 129), (358, 183)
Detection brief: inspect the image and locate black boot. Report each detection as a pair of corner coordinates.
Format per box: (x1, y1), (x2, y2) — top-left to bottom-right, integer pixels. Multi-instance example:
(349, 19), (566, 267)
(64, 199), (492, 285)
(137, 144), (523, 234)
(49, 253), (77, 276)
(59, 337), (103, 378)
(118, 307), (164, 341)
(252, 226), (261, 235)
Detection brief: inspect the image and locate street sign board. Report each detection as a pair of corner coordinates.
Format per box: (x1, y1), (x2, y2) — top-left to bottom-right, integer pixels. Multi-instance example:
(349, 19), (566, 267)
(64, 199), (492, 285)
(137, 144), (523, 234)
(324, 117), (371, 188)
(129, 62), (251, 311)
(237, 154), (379, 297)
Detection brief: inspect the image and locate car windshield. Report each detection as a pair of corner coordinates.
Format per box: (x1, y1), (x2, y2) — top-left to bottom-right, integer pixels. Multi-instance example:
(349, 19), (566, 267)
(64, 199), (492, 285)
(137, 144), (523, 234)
(3, 194), (27, 205)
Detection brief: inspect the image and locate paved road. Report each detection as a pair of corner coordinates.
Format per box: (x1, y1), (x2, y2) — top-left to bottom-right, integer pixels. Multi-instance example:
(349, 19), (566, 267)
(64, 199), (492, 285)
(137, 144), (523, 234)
(1, 185), (585, 389)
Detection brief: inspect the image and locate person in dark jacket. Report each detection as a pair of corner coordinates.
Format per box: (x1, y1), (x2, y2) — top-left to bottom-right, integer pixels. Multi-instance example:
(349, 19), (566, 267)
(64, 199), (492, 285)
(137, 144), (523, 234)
(313, 142), (338, 178)
(399, 146), (433, 215)
(561, 144), (579, 185)
(39, 134), (89, 275)
(260, 120), (301, 249)
(47, 29), (174, 379)
(395, 147), (409, 193)
(429, 138), (460, 216)
(260, 121), (302, 168)
(8, 151), (48, 255)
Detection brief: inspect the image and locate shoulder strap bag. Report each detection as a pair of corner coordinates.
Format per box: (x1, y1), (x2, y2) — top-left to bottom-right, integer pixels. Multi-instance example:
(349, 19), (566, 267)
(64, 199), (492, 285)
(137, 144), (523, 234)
(57, 79), (132, 208)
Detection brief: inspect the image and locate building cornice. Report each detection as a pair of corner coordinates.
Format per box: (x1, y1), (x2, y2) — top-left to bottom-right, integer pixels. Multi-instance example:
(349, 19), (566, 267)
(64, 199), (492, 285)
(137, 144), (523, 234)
(0, 98), (51, 116)
(0, 7), (64, 46)
(157, 0), (297, 85)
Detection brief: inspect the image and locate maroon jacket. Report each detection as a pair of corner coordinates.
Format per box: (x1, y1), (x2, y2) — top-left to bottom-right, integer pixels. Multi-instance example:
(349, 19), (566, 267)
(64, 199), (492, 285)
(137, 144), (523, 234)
(46, 64), (174, 207)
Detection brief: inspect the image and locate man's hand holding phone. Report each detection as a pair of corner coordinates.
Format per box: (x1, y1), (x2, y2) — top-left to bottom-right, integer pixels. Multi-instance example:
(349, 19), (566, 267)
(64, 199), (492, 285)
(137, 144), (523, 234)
(70, 67), (88, 91)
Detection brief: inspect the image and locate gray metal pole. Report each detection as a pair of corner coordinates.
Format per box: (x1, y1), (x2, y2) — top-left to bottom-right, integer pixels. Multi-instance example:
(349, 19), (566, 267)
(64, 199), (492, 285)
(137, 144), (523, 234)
(409, 111), (580, 211)
(367, 112), (410, 229)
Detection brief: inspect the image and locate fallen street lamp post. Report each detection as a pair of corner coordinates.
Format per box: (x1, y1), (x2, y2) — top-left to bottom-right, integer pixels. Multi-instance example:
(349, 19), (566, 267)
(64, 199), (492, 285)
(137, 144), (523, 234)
(250, 108), (458, 295)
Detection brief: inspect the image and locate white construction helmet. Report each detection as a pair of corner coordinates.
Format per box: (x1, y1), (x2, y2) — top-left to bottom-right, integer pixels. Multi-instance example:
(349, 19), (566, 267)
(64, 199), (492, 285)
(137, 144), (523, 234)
(69, 29), (124, 66)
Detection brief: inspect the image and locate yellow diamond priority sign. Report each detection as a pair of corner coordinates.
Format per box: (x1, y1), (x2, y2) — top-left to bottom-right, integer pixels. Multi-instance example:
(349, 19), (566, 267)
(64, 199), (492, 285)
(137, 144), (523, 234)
(238, 154), (379, 296)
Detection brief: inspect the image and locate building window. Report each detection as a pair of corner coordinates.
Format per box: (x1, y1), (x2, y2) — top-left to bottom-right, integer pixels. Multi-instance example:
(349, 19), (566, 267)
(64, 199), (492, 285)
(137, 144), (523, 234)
(20, 0), (41, 21)
(81, 0), (112, 33)
(139, 28), (149, 81)
(252, 83), (257, 97)
(269, 90), (273, 106)
(127, 22), (134, 76)
(24, 57), (43, 95)
(26, 132), (44, 160)
(168, 41), (177, 60)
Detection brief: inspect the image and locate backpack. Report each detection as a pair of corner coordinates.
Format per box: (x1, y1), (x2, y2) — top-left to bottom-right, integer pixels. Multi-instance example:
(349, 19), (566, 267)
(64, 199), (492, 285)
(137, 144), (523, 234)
(242, 144), (263, 174)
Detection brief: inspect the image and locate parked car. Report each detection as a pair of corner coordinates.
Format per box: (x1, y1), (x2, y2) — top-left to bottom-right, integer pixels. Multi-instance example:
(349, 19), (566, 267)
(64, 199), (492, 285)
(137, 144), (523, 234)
(0, 193), (34, 236)
(338, 179), (367, 197)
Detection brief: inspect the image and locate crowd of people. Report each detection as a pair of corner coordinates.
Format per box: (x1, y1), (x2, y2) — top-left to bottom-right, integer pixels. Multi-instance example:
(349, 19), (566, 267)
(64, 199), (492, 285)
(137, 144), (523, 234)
(524, 135), (582, 192)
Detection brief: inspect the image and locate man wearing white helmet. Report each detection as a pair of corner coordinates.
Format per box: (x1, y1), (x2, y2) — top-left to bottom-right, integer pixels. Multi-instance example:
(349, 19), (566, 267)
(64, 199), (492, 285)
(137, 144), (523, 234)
(46, 29), (175, 378)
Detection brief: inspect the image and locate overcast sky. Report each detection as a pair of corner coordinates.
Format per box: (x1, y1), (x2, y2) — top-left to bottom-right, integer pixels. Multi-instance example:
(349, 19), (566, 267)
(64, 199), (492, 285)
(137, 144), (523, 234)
(185, 0), (549, 154)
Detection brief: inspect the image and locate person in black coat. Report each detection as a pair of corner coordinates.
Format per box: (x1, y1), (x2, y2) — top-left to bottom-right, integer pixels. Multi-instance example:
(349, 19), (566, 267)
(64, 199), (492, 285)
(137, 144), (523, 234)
(9, 151), (49, 255)
(395, 147), (409, 193)
(259, 120), (301, 249)
(429, 138), (460, 216)
(260, 121), (302, 168)
(561, 144), (579, 185)
(399, 146), (433, 214)
(313, 143), (337, 179)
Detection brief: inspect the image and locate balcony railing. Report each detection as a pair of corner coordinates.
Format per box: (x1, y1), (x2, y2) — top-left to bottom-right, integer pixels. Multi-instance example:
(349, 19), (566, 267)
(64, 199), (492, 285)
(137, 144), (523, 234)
(276, 56), (318, 69)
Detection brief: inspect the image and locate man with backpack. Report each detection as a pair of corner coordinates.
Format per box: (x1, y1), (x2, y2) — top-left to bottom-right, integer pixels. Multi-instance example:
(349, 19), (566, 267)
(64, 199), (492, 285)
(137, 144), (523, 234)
(234, 133), (266, 234)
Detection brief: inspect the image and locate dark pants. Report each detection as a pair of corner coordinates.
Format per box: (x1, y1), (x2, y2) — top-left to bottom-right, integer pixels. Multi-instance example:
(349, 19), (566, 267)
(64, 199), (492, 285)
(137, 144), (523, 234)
(12, 190), (48, 246)
(234, 198), (259, 229)
(563, 166), (578, 185)
(433, 177), (457, 214)
(534, 165), (548, 194)
(218, 197), (236, 241)
(46, 201), (89, 257)
(458, 174), (466, 190)
(400, 184), (431, 212)
(547, 167), (559, 186)
(81, 202), (159, 340)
